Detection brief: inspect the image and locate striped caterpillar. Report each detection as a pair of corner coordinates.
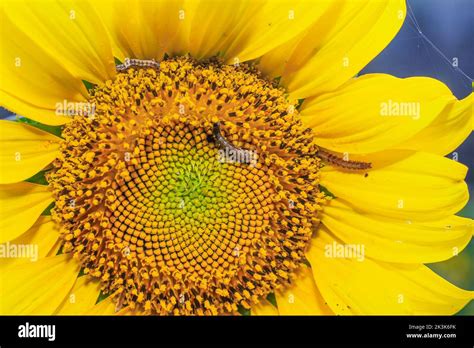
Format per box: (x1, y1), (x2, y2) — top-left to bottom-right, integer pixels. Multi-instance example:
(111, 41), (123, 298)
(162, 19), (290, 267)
(212, 122), (257, 165)
(316, 149), (372, 170)
(116, 58), (160, 71)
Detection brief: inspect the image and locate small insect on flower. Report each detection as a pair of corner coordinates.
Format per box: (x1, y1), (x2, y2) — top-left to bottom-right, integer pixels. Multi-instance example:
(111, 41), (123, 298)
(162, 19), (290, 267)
(116, 58), (160, 71)
(316, 149), (372, 170)
(212, 122), (256, 165)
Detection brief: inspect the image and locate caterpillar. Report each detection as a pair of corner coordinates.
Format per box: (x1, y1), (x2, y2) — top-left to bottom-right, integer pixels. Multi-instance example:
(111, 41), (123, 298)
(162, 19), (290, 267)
(212, 122), (256, 165)
(316, 149), (372, 170)
(116, 58), (160, 71)
(212, 122), (370, 169)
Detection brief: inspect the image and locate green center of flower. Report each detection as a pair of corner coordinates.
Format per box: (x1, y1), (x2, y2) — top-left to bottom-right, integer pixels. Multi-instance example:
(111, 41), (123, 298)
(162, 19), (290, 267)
(48, 56), (327, 315)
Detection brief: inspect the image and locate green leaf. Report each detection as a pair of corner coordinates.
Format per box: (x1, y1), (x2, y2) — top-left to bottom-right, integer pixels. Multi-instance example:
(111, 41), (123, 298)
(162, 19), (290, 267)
(25, 170), (49, 185)
(78, 267), (86, 277)
(16, 116), (63, 138)
(96, 290), (111, 304)
(319, 184), (336, 199)
(56, 243), (64, 256)
(266, 293), (277, 308)
(296, 98), (305, 110)
(82, 80), (96, 92)
(237, 305), (251, 316)
(114, 56), (123, 65)
(41, 202), (55, 216)
(302, 258), (311, 268)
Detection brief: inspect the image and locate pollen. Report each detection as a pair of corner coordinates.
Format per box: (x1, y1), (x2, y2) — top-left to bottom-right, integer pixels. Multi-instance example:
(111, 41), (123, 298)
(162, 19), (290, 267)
(48, 56), (328, 315)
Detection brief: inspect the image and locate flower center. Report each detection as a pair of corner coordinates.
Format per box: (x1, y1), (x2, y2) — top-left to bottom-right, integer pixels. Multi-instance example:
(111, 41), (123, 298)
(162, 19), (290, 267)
(49, 56), (327, 315)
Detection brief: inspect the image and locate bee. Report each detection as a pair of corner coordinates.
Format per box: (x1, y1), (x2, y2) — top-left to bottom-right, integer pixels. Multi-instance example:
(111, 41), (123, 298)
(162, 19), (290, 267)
(212, 122), (256, 165)
(116, 58), (160, 71)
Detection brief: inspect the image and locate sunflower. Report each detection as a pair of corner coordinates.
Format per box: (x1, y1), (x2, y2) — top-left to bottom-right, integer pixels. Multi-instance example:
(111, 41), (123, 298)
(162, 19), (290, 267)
(0, 0), (473, 316)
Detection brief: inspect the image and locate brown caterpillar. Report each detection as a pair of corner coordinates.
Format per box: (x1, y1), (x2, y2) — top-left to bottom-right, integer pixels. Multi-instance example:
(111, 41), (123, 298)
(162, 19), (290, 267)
(316, 149), (372, 170)
(212, 122), (256, 165)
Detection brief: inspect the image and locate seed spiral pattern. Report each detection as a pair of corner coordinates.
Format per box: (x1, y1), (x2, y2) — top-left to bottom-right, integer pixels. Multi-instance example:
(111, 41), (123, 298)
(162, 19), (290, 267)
(48, 56), (328, 315)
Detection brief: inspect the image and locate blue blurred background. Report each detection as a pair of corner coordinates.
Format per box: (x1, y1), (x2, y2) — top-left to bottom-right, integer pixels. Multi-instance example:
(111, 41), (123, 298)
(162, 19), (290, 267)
(1, 0), (472, 313)
(361, 0), (473, 314)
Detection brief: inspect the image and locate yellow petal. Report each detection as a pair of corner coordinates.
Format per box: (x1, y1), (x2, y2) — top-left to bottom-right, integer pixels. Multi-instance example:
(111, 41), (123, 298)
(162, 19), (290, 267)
(172, 0), (263, 59)
(0, 0), (109, 125)
(0, 254), (80, 314)
(320, 151), (468, 221)
(300, 74), (454, 154)
(276, 265), (332, 315)
(55, 276), (101, 315)
(0, 216), (60, 268)
(0, 182), (53, 243)
(251, 299), (279, 316)
(93, 0), (184, 61)
(3, 0), (115, 84)
(321, 199), (473, 263)
(0, 121), (61, 184)
(85, 298), (117, 315)
(96, 0), (321, 63)
(397, 93), (473, 155)
(116, 306), (135, 315)
(259, 0), (405, 98)
(222, 0), (331, 63)
(307, 228), (473, 315)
